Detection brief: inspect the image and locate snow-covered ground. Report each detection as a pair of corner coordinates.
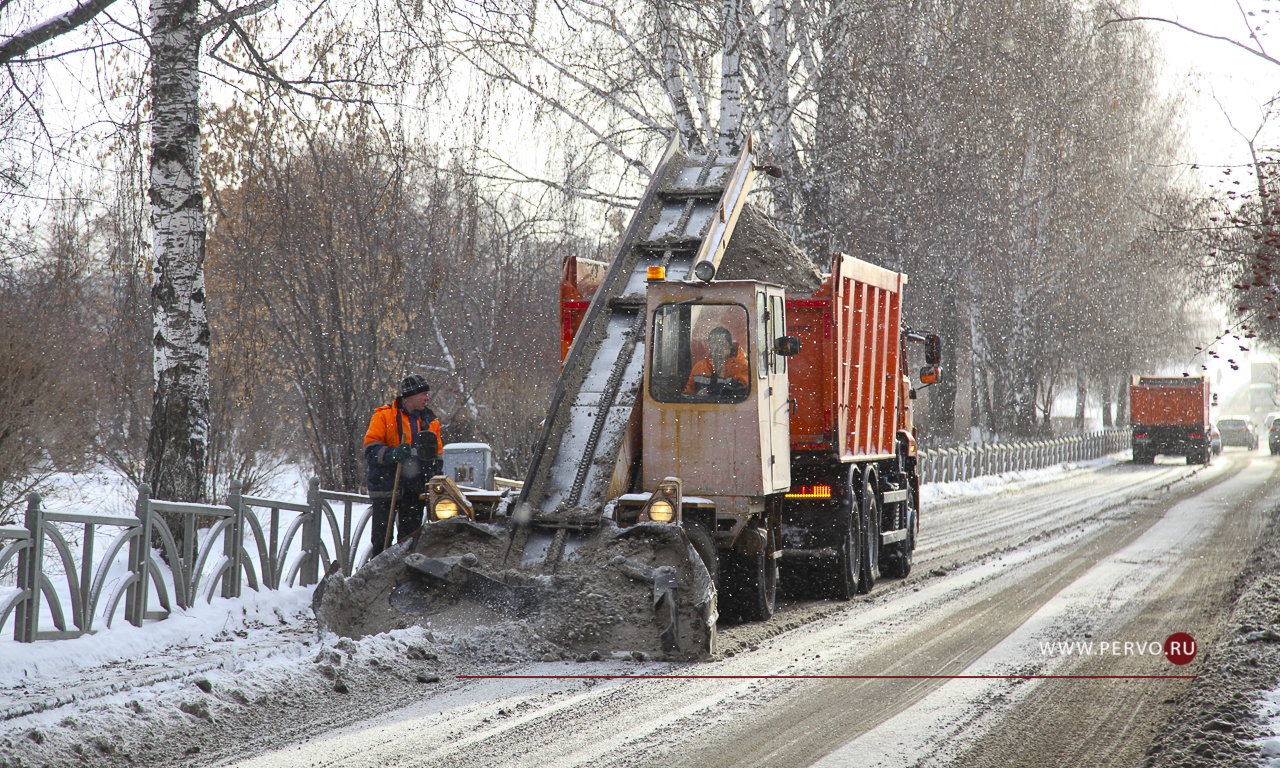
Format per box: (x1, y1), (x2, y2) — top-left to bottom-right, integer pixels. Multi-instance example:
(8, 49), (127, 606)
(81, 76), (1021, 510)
(1259, 689), (1280, 767)
(1, 451), (1182, 768)
(919, 455), (1119, 505)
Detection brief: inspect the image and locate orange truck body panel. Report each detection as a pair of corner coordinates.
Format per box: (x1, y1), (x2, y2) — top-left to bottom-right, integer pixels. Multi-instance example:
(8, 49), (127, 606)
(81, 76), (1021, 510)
(786, 254), (905, 461)
(559, 252), (909, 463)
(1129, 376), (1211, 427)
(560, 254), (608, 363)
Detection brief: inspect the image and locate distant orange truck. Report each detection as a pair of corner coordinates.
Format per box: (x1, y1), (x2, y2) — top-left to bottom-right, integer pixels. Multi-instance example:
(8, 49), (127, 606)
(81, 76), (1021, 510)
(1129, 376), (1212, 465)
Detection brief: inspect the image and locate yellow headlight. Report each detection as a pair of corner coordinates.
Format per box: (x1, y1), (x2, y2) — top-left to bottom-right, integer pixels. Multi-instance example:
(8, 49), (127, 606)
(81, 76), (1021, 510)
(434, 498), (459, 519)
(647, 499), (675, 523)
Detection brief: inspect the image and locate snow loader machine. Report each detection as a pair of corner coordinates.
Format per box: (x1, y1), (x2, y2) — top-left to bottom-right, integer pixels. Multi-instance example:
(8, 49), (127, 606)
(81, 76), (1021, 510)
(313, 135), (942, 659)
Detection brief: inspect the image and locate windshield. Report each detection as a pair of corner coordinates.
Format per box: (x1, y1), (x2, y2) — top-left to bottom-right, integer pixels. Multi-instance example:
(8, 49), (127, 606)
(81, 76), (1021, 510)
(649, 302), (751, 404)
(1219, 420), (1247, 429)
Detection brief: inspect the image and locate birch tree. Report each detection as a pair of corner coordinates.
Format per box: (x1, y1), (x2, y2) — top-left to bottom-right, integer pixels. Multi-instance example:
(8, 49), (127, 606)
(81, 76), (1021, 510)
(145, 0), (209, 503)
(2, 0), (453, 505)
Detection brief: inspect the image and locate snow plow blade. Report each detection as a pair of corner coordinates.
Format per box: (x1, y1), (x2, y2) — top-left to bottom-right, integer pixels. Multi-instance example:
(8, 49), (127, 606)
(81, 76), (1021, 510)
(312, 517), (717, 659)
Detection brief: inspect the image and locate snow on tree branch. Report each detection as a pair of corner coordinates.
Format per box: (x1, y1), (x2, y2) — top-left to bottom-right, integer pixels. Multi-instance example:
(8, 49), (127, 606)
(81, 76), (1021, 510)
(0, 0), (119, 64)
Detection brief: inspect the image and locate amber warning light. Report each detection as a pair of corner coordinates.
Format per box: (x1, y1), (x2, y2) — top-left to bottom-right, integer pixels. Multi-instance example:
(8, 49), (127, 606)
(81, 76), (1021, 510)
(786, 484), (832, 499)
(647, 266), (666, 281)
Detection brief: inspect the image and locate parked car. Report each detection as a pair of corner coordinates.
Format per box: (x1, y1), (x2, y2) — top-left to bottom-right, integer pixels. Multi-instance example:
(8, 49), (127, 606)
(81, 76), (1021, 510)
(1218, 417), (1259, 450)
(1210, 424), (1222, 456)
(1270, 419), (1280, 455)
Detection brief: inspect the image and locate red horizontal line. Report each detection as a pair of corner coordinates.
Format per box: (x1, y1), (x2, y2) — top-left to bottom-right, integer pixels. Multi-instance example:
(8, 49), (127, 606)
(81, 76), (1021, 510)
(457, 674), (1196, 680)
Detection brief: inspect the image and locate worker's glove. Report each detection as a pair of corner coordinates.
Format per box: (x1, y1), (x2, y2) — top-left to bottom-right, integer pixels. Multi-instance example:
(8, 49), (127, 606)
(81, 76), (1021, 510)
(387, 445), (412, 463)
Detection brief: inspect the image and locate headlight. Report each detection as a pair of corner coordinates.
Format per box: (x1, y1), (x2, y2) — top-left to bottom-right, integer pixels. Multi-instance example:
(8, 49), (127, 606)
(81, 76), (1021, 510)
(648, 499), (675, 523)
(434, 498), (459, 519)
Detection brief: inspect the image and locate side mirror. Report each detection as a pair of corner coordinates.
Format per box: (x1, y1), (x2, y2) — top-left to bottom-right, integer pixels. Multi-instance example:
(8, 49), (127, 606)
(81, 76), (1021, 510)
(920, 366), (941, 384)
(774, 336), (802, 357)
(925, 334), (942, 366)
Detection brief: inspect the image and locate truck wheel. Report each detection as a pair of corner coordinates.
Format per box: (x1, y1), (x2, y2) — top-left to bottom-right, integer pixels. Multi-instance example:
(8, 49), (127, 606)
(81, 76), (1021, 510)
(832, 485), (859, 600)
(857, 468), (879, 594)
(880, 485), (916, 579)
(718, 527), (776, 622)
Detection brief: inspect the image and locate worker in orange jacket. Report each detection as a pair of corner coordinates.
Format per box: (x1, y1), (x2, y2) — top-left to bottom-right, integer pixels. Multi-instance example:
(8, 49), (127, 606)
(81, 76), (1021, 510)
(685, 326), (750, 400)
(364, 374), (444, 556)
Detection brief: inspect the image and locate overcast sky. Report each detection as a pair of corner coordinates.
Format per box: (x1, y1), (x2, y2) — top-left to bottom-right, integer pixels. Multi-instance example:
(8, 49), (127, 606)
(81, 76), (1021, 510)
(1142, 0), (1279, 168)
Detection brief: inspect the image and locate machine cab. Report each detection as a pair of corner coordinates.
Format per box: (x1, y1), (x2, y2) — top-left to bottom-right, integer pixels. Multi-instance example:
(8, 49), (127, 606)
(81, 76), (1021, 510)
(642, 280), (795, 503)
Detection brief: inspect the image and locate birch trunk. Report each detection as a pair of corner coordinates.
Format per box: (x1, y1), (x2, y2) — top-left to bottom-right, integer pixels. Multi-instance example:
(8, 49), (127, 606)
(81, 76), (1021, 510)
(145, 0), (209, 505)
(1116, 375), (1129, 428)
(764, 0), (798, 226)
(717, 0), (743, 155)
(655, 0), (702, 151)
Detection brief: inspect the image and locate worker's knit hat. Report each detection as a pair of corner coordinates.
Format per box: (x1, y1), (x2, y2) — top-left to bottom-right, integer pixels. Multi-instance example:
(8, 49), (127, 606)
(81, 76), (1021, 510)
(398, 374), (431, 398)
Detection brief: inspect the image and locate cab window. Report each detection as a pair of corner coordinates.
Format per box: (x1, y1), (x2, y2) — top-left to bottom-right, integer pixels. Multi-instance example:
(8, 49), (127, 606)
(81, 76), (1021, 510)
(649, 302), (751, 403)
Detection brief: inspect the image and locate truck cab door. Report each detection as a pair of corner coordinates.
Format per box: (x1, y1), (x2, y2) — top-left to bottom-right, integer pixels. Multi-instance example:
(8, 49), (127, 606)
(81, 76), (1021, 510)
(757, 288), (792, 493)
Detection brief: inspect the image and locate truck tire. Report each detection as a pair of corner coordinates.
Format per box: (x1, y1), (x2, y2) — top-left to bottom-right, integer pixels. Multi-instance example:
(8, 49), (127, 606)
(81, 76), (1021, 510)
(880, 484), (916, 579)
(857, 467), (879, 594)
(830, 485), (859, 600)
(718, 526), (776, 622)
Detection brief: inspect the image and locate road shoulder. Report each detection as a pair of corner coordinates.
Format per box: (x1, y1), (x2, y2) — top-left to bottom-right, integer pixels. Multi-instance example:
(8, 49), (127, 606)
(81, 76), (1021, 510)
(1143, 497), (1280, 768)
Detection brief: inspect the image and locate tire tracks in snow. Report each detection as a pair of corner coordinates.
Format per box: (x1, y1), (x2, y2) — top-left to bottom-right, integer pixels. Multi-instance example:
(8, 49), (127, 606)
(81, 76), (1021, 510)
(943, 456), (1280, 768)
(221, 456), (1246, 768)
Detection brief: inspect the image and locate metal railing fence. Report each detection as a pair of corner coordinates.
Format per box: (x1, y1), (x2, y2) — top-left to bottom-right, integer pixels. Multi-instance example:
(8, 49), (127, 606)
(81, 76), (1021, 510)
(0, 478), (373, 643)
(915, 429), (1128, 485)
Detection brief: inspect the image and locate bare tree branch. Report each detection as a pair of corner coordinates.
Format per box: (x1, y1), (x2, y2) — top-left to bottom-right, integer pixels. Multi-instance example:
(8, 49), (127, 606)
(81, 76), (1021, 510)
(1102, 12), (1280, 68)
(0, 0), (119, 64)
(198, 0), (277, 38)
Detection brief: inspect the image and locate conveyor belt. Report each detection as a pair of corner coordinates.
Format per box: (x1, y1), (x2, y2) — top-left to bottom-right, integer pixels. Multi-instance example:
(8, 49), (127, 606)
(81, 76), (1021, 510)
(520, 137), (759, 518)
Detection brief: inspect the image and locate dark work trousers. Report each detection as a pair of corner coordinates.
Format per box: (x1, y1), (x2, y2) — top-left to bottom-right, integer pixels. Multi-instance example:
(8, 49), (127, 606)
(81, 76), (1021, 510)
(369, 495), (425, 557)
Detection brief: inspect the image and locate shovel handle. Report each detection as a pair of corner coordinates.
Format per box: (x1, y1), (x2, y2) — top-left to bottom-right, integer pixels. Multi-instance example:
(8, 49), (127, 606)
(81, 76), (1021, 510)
(383, 461), (403, 551)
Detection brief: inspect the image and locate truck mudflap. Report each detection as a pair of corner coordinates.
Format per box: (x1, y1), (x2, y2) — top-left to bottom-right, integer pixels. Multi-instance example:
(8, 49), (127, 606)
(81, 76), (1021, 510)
(312, 518), (718, 659)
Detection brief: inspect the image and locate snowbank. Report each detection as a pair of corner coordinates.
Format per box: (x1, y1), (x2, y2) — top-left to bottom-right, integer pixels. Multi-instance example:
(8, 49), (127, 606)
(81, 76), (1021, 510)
(920, 455), (1121, 504)
(0, 586), (313, 691)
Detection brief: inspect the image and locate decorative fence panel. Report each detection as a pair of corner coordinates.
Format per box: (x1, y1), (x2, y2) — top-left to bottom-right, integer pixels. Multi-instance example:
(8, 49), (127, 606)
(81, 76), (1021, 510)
(1, 478), (372, 643)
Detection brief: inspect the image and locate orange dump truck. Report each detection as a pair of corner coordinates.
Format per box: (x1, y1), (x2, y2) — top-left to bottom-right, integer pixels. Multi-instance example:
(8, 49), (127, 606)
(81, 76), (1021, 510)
(316, 140), (941, 658)
(1129, 376), (1212, 465)
(779, 255), (940, 595)
(560, 251), (941, 606)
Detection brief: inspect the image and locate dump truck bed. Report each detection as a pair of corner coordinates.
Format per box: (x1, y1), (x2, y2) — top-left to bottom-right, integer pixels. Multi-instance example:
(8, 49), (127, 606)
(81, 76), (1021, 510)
(786, 254), (905, 461)
(1129, 376), (1210, 427)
